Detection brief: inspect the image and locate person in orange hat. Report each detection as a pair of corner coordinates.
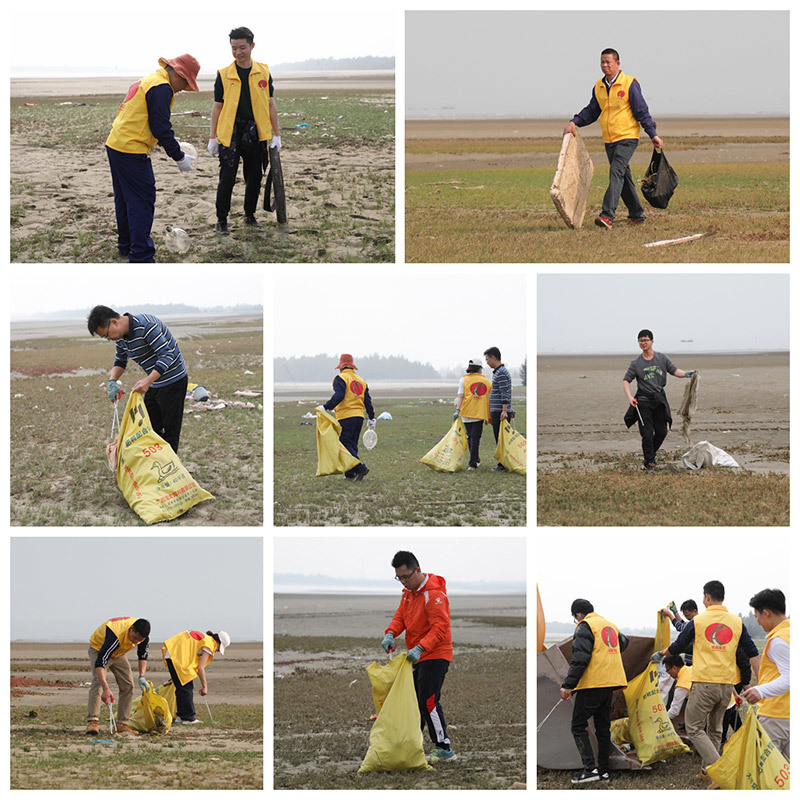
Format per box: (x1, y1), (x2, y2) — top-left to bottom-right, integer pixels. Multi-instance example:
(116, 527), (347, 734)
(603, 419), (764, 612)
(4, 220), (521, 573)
(105, 54), (201, 262)
(317, 353), (376, 480)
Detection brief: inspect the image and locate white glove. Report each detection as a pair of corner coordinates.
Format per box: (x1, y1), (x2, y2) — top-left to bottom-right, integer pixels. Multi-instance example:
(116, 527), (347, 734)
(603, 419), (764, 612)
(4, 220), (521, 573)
(177, 155), (196, 172)
(208, 138), (219, 156)
(368, 419), (376, 431)
(270, 135), (282, 151)
(315, 405), (326, 412)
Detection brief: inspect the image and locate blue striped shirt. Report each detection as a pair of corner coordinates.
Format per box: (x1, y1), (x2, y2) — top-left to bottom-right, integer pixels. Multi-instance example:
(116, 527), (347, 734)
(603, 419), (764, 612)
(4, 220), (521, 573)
(114, 313), (187, 387)
(489, 364), (513, 413)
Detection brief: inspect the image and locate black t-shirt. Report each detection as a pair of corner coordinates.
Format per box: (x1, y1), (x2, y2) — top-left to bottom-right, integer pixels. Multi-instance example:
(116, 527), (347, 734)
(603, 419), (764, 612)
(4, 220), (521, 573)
(214, 65), (274, 121)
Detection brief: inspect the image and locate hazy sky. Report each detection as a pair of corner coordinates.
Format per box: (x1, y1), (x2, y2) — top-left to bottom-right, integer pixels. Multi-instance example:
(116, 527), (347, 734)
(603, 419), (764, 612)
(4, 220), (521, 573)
(10, 3), (394, 74)
(538, 274), (789, 355)
(406, 10), (789, 118)
(274, 535), (526, 586)
(538, 531), (790, 630)
(274, 272), (528, 370)
(11, 538), (263, 640)
(9, 267), (263, 319)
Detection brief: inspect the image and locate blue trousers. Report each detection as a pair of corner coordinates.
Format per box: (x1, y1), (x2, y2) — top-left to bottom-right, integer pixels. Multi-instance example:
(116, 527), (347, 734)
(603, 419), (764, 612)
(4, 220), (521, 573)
(602, 139), (646, 221)
(339, 416), (367, 478)
(106, 146), (156, 262)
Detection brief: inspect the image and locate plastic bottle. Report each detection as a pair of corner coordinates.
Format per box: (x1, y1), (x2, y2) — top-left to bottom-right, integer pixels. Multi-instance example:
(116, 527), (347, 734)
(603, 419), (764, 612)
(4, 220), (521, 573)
(164, 225), (190, 255)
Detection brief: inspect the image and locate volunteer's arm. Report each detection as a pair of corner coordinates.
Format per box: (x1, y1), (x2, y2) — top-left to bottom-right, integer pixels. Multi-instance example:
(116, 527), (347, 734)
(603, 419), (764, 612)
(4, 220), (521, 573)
(323, 376), (346, 411)
(197, 650), (212, 696)
(564, 92), (601, 136)
(145, 84), (184, 160)
(562, 622), (594, 695)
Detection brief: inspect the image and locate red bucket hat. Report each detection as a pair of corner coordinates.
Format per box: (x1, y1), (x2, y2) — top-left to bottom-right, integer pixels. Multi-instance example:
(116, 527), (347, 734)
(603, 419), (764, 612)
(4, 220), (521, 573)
(336, 353), (357, 370)
(159, 54), (201, 92)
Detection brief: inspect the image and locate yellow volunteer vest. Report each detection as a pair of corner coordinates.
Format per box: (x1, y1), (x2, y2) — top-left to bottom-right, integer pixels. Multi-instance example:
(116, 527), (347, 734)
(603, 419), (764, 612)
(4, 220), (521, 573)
(106, 69), (174, 154)
(676, 665), (692, 692)
(334, 369), (368, 421)
(574, 613), (628, 691)
(216, 61), (273, 148)
(162, 631), (217, 685)
(594, 71), (641, 143)
(757, 619), (790, 719)
(90, 617), (140, 657)
(691, 605), (743, 684)
(460, 374), (492, 422)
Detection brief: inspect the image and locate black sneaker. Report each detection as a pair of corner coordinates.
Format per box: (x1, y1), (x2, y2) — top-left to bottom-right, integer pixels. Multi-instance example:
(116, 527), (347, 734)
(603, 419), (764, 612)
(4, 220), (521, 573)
(492, 463), (508, 472)
(355, 467), (370, 481)
(245, 214), (259, 227)
(571, 768), (600, 785)
(216, 220), (229, 236)
(598, 771), (610, 782)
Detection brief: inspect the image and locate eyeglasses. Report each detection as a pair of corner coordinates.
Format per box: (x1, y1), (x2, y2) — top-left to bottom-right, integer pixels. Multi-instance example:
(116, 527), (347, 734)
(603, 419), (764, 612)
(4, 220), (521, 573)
(637, 338), (651, 343)
(394, 571), (416, 582)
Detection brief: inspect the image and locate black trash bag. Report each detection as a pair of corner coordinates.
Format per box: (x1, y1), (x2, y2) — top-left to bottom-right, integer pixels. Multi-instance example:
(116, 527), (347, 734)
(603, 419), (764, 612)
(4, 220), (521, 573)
(641, 148), (678, 209)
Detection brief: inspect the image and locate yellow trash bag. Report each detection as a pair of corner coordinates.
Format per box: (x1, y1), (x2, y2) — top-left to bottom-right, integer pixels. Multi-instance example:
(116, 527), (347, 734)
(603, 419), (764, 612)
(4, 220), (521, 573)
(706, 707), (790, 790)
(129, 681), (173, 734)
(611, 717), (632, 746)
(315, 408), (361, 476)
(420, 418), (468, 473)
(654, 608), (671, 653)
(622, 664), (690, 766)
(493, 420), (526, 475)
(155, 679), (177, 718)
(358, 654), (433, 773)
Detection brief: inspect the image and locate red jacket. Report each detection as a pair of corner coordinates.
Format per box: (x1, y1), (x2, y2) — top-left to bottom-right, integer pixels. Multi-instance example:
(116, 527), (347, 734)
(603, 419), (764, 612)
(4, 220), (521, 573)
(385, 573), (453, 662)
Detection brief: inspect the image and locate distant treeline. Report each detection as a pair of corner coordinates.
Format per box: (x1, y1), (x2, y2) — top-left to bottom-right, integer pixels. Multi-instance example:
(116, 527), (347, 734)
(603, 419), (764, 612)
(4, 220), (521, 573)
(273, 55), (395, 72)
(275, 353), (441, 382)
(28, 303), (262, 320)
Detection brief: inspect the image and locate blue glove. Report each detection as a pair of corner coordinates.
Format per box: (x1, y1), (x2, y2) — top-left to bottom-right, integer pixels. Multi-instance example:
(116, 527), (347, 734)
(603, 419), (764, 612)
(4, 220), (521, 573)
(138, 676), (149, 692)
(650, 652), (664, 664)
(406, 645), (424, 664)
(685, 370), (696, 377)
(381, 632), (395, 653)
(108, 380), (121, 401)
(453, 411), (459, 421)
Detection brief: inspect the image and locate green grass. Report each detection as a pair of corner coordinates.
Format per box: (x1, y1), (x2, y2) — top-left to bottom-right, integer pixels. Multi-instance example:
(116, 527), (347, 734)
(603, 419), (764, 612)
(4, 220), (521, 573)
(537, 463), (789, 526)
(10, 324), (262, 526)
(406, 162), (788, 262)
(274, 638), (525, 789)
(273, 400), (526, 526)
(11, 703), (262, 789)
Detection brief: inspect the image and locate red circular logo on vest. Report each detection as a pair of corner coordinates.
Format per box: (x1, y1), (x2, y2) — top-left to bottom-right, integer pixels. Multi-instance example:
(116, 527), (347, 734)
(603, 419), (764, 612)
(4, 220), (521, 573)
(705, 623), (733, 645)
(601, 627), (618, 648)
(190, 631), (205, 640)
(258, 80), (268, 89)
(617, 90), (626, 98)
(471, 383), (488, 396)
(350, 381), (364, 395)
(123, 81), (141, 103)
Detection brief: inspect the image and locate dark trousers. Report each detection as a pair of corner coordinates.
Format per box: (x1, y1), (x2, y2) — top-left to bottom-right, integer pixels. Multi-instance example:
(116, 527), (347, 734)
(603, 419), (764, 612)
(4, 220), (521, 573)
(413, 659), (451, 749)
(216, 122), (264, 220)
(636, 398), (668, 466)
(463, 420), (484, 468)
(602, 139), (645, 221)
(144, 375), (188, 454)
(338, 416), (367, 478)
(571, 686), (614, 772)
(165, 658), (197, 722)
(106, 146), (156, 262)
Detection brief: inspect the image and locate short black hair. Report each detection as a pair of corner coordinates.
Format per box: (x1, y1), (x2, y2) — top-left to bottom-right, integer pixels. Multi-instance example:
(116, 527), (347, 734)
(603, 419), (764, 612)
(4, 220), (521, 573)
(466, 364), (482, 373)
(570, 598), (594, 616)
(483, 346), (501, 360)
(664, 654), (685, 670)
(87, 305), (120, 336)
(601, 48), (620, 61)
(637, 329), (653, 341)
(749, 588), (786, 615)
(680, 599), (698, 614)
(229, 26), (254, 43)
(391, 551), (419, 570)
(703, 580), (725, 603)
(132, 618), (151, 638)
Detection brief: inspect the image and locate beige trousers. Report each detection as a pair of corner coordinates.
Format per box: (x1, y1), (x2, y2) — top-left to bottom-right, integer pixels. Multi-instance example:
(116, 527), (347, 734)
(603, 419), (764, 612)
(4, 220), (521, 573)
(759, 715), (790, 763)
(87, 647), (135, 724)
(685, 681), (732, 767)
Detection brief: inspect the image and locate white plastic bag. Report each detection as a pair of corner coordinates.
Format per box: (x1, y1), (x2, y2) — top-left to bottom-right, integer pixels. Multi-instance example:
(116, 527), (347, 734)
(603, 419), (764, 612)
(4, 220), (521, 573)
(682, 440), (740, 469)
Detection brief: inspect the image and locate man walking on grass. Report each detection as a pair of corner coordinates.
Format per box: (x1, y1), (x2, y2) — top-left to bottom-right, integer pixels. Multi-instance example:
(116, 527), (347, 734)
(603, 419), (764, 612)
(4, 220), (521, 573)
(623, 329), (695, 472)
(563, 48), (663, 229)
(483, 346), (514, 471)
(382, 551), (455, 764)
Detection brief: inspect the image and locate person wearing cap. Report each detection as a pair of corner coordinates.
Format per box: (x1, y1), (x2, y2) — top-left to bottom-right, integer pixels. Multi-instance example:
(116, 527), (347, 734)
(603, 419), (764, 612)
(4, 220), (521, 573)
(86, 617), (151, 736)
(454, 358), (492, 470)
(162, 630), (230, 724)
(208, 26), (281, 235)
(318, 354), (375, 481)
(105, 54), (200, 262)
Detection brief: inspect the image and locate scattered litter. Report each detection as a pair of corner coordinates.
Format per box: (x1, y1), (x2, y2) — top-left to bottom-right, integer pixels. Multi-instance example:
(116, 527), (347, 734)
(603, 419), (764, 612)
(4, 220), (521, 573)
(730, 373), (740, 377)
(349, 679), (358, 687)
(377, 412), (393, 421)
(234, 389), (262, 397)
(244, 369), (254, 375)
(682, 441), (740, 469)
(296, 123), (310, 128)
(338, 115), (344, 119)
(23, 102), (37, 107)
(644, 233), (711, 248)
(14, 393), (23, 398)
(45, 386), (54, 391)
(91, 739), (115, 744)
(301, 412), (315, 419)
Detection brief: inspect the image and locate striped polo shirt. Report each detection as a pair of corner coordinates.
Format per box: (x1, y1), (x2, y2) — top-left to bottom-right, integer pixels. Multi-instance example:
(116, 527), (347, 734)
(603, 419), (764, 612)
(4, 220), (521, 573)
(113, 313), (187, 387)
(489, 363), (514, 413)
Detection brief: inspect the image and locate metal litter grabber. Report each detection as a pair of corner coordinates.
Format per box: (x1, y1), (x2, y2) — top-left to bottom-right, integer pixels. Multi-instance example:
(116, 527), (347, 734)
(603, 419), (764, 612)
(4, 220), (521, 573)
(203, 696), (215, 725)
(537, 697), (565, 732)
(109, 701), (118, 734)
(106, 383), (123, 471)
(632, 398), (644, 427)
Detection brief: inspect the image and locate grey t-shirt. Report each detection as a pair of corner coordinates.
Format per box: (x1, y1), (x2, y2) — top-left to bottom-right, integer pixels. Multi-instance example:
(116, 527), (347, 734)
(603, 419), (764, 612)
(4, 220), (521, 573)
(624, 352), (677, 400)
